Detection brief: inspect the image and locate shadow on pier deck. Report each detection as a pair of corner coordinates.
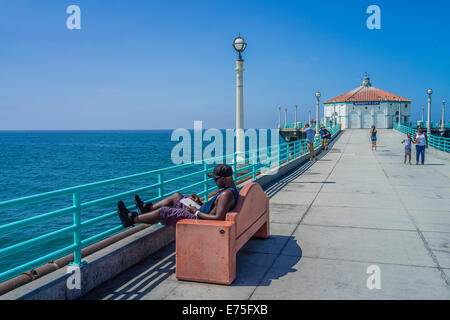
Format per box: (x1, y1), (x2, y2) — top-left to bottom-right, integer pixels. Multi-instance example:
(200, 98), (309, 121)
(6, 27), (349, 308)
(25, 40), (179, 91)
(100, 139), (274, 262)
(83, 129), (450, 300)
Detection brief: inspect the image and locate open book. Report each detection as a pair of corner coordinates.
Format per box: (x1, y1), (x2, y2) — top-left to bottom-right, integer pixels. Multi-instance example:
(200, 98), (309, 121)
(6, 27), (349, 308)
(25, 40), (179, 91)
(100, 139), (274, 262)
(180, 197), (201, 209)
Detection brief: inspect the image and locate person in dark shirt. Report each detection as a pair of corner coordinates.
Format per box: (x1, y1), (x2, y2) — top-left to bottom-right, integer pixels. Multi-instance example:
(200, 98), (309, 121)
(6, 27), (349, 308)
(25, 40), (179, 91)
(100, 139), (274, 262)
(117, 164), (239, 228)
(319, 125), (331, 150)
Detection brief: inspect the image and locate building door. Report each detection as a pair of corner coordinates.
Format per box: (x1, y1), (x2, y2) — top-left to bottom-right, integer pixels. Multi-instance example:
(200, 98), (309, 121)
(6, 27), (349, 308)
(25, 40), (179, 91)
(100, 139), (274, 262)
(349, 112), (360, 128)
(374, 112), (385, 128)
(362, 112), (371, 128)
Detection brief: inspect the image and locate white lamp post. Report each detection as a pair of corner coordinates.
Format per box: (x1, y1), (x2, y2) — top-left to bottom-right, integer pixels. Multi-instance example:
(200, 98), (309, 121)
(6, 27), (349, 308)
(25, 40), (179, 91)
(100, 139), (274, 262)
(295, 104), (298, 129)
(233, 35), (247, 162)
(278, 106), (281, 129)
(427, 88), (433, 134)
(308, 110), (311, 123)
(284, 107), (287, 128)
(315, 91), (321, 133)
(442, 99), (447, 130)
(421, 107), (424, 122)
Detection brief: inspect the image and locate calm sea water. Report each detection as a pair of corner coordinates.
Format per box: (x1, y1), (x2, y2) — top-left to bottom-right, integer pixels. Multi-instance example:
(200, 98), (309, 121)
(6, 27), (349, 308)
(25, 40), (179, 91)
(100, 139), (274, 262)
(0, 130), (284, 279)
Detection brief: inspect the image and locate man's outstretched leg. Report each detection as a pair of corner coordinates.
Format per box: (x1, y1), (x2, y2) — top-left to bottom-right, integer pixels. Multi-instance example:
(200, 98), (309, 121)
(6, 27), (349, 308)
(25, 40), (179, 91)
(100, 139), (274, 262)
(118, 192), (185, 227)
(134, 192), (183, 214)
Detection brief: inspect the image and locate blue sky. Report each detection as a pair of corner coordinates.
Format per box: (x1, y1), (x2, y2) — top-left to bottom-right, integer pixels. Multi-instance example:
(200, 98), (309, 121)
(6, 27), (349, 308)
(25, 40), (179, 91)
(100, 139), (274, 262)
(0, 0), (449, 130)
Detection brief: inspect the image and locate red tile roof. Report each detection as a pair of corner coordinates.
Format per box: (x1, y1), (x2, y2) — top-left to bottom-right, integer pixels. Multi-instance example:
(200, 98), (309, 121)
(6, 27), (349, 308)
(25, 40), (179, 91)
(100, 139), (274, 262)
(324, 85), (411, 104)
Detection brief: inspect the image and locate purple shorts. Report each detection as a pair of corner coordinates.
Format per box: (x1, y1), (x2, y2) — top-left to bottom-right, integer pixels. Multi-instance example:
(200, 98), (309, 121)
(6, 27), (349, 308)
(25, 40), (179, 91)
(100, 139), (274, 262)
(160, 195), (198, 227)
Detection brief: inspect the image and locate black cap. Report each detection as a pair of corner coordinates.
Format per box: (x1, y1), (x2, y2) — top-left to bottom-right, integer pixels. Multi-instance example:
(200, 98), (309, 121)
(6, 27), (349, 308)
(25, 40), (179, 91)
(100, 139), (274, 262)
(207, 164), (233, 179)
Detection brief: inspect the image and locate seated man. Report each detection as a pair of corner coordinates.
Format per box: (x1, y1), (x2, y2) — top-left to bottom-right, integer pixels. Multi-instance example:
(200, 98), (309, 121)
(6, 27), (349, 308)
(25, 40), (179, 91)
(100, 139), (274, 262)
(117, 164), (239, 228)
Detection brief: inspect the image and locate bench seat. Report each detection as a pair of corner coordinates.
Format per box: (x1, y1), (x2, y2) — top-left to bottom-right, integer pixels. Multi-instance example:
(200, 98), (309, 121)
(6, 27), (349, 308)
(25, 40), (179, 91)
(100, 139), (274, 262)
(175, 182), (270, 285)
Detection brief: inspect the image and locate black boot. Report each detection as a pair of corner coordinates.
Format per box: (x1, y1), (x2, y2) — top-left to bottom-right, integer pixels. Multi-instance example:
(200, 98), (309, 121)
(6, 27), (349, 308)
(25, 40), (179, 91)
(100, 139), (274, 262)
(134, 194), (153, 215)
(117, 201), (138, 228)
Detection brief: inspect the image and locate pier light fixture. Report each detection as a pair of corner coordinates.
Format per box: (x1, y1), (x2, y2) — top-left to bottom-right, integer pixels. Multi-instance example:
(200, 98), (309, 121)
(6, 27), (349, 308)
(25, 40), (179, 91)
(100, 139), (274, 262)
(315, 91), (321, 133)
(233, 35), (247, 60)
(442, 99), (446, 130)
(234, 34), (247, 162)
(427, 88), (433, 134)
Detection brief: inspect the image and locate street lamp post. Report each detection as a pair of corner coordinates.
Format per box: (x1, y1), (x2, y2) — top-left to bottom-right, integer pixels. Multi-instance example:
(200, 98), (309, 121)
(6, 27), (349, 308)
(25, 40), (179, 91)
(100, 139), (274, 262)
(233, 35), (247, 162)
(442, 99), (447, 130)
(427, 88), (433, 134)
(295, 105), (298, 129)
(398, 98), (401, 126)
(278, 106), (281, 129)
(284, 107), (288, 128)
(333, 105), (336, 126)
(315, 91), (321, 133)
(421, 107), (424, 123)
(308, 110), (311, 123)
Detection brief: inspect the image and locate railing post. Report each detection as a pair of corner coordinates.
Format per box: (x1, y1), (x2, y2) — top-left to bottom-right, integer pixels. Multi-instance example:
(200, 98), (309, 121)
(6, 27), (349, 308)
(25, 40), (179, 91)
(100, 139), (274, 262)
(71, 192), (85, 266)
(294, 141), (297, 159)
(158, 173), (164, 199)
(278, 144), (281, 168)
(233, 152), (237, 182)
(252, 151), (256, 180)
(203, 162), (209, 201)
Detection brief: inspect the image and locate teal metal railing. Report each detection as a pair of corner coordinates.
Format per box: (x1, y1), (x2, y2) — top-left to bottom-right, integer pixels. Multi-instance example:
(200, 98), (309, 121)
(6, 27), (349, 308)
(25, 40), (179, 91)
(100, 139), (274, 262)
(283, 122), (304, 129)
(394, 123), (450, 153)
(0, 125), (341, 283)
(414, 121), (450, 129)
(283, 121), (335, 129)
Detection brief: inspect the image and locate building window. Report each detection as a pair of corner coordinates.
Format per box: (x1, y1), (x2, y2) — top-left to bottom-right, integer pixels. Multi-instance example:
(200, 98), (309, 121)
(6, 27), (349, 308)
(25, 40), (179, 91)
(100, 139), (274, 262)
(405, 104), (407, 108)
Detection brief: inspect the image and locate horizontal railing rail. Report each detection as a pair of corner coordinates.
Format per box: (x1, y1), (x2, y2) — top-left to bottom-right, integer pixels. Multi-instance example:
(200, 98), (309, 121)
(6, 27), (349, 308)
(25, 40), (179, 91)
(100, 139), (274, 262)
(413, 121), (450, 129)
(394, 123), (450, 153)
(283, 121), (334, 129)
(0, 125), (340, 284)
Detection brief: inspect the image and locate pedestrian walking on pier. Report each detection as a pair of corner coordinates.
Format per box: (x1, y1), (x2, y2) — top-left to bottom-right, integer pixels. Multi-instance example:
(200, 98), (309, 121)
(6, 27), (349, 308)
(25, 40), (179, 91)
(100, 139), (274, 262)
(413, 126), (428, 165)
(369, 125), (377, 151)
(401, 133), (414, 165)
(302, 123), (317, 161)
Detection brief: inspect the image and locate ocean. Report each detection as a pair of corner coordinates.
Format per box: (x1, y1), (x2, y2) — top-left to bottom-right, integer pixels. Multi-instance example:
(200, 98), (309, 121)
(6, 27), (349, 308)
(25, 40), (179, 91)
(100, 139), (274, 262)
(0, 130), (284, 279)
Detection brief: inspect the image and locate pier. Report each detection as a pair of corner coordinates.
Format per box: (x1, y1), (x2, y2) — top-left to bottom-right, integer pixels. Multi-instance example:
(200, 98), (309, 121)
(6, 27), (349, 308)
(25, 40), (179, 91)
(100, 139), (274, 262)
(81, 129), (449, 299)
(1, 127), (449, 299)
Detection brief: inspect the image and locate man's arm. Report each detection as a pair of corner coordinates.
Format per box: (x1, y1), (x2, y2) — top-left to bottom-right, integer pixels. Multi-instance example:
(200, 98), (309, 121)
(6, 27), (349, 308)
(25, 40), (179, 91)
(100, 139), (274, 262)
(197, 190), (235, 221)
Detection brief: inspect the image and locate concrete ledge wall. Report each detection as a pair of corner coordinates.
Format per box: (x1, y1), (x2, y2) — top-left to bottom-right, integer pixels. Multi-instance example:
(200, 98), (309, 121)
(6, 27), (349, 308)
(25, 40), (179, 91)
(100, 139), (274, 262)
(2, 130), (342, 300)
(1, 225), (175, 300)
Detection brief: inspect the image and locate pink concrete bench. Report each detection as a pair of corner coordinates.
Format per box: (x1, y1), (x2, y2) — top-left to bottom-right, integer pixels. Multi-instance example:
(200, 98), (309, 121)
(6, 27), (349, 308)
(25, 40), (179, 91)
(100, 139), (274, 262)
(175, 182), (270, 285)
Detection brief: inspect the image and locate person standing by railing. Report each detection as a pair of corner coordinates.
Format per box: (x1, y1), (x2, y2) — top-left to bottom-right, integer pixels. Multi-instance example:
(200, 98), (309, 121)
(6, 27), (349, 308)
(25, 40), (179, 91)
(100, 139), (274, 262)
(414, 126), (428, 165)
(319, 125), (331, 151)
(302, 123), (317, 161)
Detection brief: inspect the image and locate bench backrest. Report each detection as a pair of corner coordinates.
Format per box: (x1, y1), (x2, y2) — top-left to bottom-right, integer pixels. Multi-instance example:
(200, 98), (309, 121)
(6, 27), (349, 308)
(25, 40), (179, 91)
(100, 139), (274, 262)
(226, 183), (268, 238)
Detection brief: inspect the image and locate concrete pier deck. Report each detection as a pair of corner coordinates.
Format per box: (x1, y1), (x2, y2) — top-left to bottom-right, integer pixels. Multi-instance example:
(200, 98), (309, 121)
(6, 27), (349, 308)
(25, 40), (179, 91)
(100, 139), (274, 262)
(84, 129), (450, 300)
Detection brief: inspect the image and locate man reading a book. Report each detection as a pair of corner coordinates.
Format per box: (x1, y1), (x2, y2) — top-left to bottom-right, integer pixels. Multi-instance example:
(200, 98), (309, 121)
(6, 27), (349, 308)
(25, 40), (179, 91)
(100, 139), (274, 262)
(117, 164), (239, 228)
